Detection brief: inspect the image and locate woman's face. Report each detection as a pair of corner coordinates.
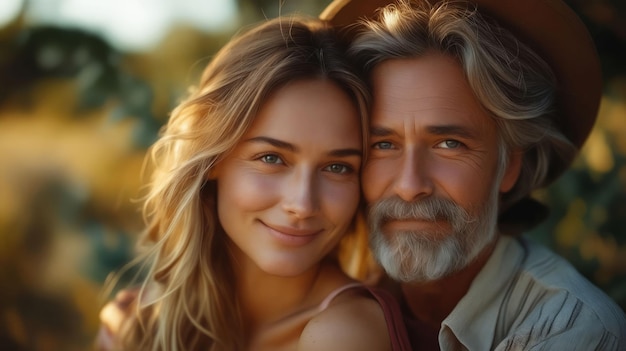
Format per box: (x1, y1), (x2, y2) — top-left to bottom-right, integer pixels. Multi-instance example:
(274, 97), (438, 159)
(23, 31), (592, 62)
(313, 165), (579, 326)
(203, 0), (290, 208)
(212, 78), (363, 277)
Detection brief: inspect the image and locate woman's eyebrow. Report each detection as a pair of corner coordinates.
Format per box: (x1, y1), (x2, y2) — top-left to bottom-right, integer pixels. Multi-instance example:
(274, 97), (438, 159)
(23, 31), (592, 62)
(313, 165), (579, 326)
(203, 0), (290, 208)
(245, 136), (297, 151)
(245, 136), (361, 158)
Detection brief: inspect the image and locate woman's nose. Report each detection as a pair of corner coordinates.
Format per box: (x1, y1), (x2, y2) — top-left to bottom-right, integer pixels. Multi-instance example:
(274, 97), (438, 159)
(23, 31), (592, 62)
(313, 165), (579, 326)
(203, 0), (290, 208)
(282, 169), (320, 219)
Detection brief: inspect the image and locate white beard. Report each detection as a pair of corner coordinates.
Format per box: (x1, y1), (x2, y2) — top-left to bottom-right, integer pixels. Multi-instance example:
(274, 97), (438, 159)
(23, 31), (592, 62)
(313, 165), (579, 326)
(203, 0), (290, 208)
(368, 188), (499, 283)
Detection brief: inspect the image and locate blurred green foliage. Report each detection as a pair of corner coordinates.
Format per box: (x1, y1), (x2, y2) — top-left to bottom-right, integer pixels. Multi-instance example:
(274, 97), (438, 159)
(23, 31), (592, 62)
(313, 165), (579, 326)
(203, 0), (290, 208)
(0, 0), (624, 350)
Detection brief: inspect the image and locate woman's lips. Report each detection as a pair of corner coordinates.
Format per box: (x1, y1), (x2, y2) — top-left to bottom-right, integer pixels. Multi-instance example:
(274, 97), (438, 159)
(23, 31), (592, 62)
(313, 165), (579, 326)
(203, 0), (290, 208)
(261, 222), (322, 246)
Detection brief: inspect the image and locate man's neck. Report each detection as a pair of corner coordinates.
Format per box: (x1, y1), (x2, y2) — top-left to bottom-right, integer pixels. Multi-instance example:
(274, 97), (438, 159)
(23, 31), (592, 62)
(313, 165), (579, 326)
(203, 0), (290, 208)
(401, 237), (499, 328)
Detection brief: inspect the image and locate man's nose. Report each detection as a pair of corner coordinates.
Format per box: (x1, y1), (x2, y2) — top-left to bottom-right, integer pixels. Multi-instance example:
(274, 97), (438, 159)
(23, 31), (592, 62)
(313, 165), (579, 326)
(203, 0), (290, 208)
(392, 149), (434, 202)
(282, 169), (319, 219)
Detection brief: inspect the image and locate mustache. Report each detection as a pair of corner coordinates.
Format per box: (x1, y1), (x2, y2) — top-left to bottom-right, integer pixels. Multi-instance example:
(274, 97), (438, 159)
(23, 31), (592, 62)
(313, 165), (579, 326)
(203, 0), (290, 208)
(368, 196), (476, 230)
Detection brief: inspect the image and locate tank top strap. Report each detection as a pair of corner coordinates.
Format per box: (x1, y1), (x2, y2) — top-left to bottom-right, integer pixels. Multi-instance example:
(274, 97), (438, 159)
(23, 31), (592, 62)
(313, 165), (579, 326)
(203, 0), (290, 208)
(315, 283), (412, 351)
(363, 286), (413, 351)
(317, 282), (365, 311)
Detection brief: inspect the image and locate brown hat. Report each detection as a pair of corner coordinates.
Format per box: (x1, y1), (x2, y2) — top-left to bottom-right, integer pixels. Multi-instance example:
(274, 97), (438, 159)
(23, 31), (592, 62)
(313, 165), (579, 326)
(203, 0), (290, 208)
(320, 0), (601, 154)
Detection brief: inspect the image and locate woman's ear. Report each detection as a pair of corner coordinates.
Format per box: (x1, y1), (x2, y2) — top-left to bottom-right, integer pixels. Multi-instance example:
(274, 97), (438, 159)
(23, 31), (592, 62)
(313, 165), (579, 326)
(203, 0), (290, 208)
(499, 150), (522, 193)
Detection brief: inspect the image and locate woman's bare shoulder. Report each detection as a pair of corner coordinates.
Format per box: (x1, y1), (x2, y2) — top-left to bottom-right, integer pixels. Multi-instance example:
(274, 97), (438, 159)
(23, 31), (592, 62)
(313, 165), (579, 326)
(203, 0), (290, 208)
(298, 289), (392, 351)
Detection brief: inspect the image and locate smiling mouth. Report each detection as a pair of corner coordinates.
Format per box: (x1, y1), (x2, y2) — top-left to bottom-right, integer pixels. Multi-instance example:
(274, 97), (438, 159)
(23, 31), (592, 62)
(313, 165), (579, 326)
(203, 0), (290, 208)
(261, 221), (322, 246)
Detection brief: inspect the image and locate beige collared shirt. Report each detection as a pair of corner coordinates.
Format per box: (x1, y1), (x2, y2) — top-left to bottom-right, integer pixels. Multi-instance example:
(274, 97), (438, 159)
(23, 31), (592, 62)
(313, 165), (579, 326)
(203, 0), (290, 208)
(438, 235), (626, 350)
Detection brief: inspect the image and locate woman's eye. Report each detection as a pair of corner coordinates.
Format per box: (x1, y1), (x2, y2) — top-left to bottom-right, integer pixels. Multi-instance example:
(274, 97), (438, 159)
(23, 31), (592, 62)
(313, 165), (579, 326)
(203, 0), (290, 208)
(437, 140), (462, 149)
(259, 154), (283, 164)
(325, 164), (352, 174)
(372, 141), (393, 150)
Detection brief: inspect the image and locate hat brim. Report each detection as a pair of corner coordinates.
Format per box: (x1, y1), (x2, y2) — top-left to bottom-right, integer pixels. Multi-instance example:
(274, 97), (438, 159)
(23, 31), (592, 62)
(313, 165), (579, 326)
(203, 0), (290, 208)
(320, 0), (601, 150)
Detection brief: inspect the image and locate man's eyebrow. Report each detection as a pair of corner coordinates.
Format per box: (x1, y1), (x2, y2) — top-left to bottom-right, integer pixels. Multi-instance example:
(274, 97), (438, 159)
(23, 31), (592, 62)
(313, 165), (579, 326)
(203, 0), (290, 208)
(370, 126), (396, 137)
(371, 124), (478, 139)
(426, 125), (477, 139)
(245, 136), (297, 151)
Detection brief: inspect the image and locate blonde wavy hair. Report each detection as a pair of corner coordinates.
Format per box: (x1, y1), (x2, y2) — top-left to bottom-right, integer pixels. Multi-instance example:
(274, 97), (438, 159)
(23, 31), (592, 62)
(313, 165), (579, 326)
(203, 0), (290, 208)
(111, 15), (371, 351)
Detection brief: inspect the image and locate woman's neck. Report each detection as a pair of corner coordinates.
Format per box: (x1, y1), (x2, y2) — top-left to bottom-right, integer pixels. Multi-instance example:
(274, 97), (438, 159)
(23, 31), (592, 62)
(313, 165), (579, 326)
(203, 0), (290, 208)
(234, 256), (325, 334)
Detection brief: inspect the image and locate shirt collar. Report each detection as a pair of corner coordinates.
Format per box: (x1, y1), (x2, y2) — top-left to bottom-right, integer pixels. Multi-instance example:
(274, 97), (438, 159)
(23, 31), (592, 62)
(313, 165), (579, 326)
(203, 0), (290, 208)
(440, 235), (526, 350)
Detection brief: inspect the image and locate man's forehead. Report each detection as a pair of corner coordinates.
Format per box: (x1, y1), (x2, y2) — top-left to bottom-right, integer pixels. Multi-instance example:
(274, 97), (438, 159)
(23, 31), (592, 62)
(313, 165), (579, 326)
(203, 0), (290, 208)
(369, 55), (489, 126)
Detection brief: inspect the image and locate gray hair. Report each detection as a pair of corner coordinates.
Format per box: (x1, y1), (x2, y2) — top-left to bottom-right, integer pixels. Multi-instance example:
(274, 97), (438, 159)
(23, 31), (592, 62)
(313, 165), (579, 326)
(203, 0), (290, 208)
(349, 0), (577, 211)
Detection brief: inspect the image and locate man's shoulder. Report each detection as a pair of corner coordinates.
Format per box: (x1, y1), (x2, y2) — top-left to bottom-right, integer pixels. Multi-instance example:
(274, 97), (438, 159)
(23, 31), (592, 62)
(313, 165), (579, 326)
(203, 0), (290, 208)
(497, 236), (626, 347)
(517, 237), (623, 319)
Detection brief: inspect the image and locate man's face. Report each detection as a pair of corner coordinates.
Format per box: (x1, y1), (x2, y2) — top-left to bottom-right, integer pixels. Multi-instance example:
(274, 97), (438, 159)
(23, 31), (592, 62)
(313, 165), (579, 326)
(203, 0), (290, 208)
(363, 53), (521, 282)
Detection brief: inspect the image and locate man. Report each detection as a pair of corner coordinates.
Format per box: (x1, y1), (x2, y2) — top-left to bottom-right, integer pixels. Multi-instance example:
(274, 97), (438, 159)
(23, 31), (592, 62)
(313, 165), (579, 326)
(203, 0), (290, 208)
(321, 0), (626, 350)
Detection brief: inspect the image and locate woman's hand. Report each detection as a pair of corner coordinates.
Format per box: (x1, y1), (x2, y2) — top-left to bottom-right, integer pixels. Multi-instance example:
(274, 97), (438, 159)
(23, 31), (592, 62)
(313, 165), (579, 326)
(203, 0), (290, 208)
(95, 289), (138, 351)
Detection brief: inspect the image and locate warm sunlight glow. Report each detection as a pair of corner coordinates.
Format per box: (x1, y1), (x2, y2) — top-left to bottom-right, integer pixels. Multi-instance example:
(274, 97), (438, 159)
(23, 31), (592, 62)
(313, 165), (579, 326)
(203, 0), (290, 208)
(0, 0), (23, 27)
(23, 0), (237, 52)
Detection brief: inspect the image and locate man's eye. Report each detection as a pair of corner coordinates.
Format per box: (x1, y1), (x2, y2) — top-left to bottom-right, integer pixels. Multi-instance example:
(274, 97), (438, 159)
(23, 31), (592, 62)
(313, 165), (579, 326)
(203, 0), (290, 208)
(437, 140), (462, 149)
(325, 164), (352, 174)
(259, 154), (283, 164)
(372, 141), (394, 150)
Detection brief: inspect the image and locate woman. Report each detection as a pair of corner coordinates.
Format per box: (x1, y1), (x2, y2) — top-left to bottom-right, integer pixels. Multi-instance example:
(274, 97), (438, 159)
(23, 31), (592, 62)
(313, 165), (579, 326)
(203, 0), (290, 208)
(97, 15), (410, 351)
